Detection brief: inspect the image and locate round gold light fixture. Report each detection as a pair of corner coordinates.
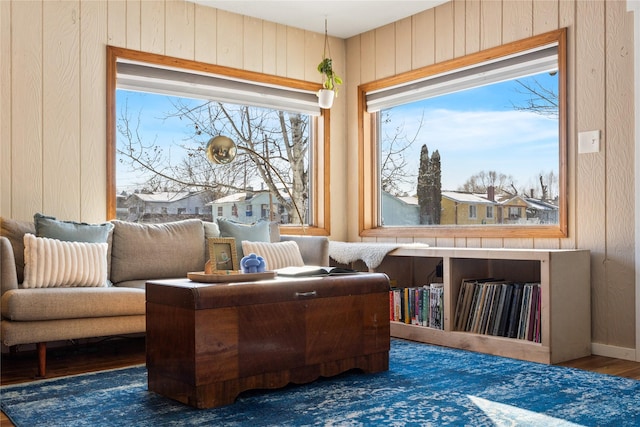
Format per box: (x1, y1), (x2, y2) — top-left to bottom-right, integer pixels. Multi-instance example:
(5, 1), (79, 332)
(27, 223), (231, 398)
(206, 136), (237, 164)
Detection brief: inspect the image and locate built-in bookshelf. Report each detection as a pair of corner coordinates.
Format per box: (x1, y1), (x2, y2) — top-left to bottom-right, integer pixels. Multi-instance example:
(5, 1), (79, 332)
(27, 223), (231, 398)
(375, 247), (591, 364)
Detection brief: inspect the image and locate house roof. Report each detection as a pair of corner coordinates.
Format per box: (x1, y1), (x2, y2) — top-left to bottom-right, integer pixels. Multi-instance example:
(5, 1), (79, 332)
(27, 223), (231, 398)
(524, 198), (558, 211)
(209, 190), (272, 205)
(128, 192), (193, 203)
(442, 191), (495, 204)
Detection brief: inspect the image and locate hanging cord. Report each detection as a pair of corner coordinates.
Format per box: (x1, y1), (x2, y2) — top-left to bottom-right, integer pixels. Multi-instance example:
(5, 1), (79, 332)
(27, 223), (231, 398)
(323, 18), (331, 60)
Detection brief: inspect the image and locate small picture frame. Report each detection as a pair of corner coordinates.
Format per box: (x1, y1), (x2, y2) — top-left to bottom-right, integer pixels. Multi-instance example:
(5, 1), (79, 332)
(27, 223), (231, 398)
(208, 237), (239, 272)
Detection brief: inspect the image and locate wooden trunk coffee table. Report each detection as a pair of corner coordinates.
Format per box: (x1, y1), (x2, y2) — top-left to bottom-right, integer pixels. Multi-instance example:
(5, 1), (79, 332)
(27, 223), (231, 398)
(145, 273), (391, 408)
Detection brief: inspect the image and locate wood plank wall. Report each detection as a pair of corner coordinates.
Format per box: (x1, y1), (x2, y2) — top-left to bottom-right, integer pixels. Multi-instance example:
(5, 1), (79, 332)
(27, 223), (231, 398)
(0, 0), (636, 355)
(345, 0), (636, 353)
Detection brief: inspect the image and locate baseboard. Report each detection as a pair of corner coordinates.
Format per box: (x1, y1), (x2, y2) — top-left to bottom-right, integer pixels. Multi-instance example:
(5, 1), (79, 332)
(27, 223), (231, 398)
(591, 342), (637, 361)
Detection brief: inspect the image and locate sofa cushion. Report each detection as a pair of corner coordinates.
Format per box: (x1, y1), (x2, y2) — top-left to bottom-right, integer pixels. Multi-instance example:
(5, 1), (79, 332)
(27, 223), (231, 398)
(1, 287), (145, 321)
(34, 212), (113, 243)
(217, 218), (277, 259)
(22, 234), (109, 288)
(280, 235), (330, 266)
(110, 219), (205, 283)
(0, 217), (36, 284)
(241, 240), (305, 270)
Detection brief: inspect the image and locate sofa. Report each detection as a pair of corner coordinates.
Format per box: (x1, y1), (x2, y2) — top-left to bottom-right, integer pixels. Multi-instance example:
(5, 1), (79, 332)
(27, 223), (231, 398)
(0, 215), (329, 377)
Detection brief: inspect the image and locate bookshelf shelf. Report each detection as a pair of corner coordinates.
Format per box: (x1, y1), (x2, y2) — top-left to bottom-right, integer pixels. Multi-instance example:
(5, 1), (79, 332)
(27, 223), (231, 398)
(378, 247), (590, 364)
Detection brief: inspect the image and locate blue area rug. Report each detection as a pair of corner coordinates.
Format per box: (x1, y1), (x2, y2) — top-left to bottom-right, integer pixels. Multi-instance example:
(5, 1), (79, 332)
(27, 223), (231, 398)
(2, 339), (639, 426)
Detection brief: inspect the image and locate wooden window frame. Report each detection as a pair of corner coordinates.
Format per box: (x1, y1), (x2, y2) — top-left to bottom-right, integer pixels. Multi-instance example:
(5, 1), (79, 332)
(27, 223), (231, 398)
(106, 46), (330, 236)
(357, 29), (567, 239)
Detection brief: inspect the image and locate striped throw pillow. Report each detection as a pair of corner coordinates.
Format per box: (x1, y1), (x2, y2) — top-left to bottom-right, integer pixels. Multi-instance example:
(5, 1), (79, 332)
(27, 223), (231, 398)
(22, 234), (109, 288)
(241, 240), (304, 271)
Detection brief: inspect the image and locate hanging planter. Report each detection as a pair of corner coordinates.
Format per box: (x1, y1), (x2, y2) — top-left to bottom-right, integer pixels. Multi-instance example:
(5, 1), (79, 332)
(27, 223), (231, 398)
(316, 20), (343, 109)
(317, 88), (335, 109)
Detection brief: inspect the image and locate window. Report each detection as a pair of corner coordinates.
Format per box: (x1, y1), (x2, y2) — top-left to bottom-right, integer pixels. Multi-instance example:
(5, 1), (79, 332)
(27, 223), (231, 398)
(469, 205), (477, 219)
(107, 47), (330, 236)
(359, 29), (567, 238)
(509, 207), (521, 220)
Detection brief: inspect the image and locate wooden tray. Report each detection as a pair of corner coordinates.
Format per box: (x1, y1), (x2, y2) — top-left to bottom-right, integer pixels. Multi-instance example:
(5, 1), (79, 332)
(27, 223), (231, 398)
(187, 270), (276, 283)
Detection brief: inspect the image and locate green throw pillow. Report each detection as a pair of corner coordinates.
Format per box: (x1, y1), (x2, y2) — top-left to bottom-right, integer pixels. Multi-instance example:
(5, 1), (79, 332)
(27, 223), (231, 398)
(217, 218), (273, 259)
(34, 213), (113, 243)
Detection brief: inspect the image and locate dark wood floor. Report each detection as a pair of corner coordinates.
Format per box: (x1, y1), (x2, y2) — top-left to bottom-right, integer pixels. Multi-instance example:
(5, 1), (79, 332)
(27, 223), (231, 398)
(1, 337), (639, 426)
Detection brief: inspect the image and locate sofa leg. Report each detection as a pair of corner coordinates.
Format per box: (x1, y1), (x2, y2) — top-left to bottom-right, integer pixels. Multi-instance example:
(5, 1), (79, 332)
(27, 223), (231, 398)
(37, 342), (46, 377)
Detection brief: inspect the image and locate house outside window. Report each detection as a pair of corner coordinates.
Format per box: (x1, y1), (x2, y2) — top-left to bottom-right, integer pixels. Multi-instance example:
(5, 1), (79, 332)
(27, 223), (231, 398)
(246, 204), (253, 217)
(509, 207), (521, 219)
(469, 205), (477, 219)
(217, 206), (223, 217)
(486, 206), (494, 219)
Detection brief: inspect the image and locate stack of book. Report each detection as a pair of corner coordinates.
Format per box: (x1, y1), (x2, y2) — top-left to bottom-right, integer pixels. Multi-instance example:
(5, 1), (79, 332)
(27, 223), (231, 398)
(389, 283), (444, 330)
(453, 279), (541, 342)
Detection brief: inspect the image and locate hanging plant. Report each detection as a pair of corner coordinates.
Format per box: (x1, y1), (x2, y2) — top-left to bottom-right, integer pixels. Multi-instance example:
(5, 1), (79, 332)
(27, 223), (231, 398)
(317, 57), (343, 95)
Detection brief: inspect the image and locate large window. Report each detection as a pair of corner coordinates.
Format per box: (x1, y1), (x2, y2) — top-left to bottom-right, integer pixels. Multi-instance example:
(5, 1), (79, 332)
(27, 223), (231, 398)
(358, 29), (567, 238)
(107, 47), (330, 235)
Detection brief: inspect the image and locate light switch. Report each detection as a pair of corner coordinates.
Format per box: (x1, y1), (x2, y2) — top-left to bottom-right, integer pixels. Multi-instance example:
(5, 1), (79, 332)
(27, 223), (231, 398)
(578, 130), (600, 154)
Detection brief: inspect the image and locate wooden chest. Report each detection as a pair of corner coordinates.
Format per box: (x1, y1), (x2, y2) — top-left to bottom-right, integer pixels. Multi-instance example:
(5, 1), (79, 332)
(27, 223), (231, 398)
(145, 274), (390, 408)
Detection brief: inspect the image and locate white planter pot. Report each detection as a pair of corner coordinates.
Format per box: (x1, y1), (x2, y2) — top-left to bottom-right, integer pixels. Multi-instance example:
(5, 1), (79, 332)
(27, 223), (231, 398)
(317, 89), (335, 109)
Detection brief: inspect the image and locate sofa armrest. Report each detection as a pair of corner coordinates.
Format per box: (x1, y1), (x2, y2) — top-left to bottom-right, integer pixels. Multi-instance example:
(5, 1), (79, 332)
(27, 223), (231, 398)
(280, 235), (329, 266)
(1, 236), (19, 295)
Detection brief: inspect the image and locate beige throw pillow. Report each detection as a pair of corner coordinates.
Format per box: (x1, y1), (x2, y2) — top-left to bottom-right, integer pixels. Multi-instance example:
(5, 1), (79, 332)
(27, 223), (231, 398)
(241, 240), (305, 271)
(22, 234), (108, 288)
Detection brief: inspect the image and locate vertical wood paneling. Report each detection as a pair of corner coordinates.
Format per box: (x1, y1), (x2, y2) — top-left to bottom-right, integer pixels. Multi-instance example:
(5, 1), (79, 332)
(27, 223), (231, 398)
(1, 0), (11, 217)
(559, 0), (575, 250)
(42, 0), (80, 218)
(412, 9), (435, 68)
(604, 1), (635, 347)
(502, 0), (532, 43)
(434, 1), (454, 63)
(304, 31), (323, 83)
(107, 0), (126, 48)
(140, 0), (164, 54)
(480, 238), (504, 248)
(285, 27), (305, 80)
(243, 16), (263, 73)
(453, 0), (466, 58)
(480, 0), (502, 49)
(465, 0), (481, 54)
(359, 31), (376, 84)
(194, 3), (216, 64)
(346, 35), (361, 241)
(166, 0), (194, 59)
(125, 0), (141, 50)
(395, 17), (413, 74)
(275, 24), (287, 77)
(375, 24), (395, 79)
(575, 0), (607, 342)
(10, 1), (43, 220)
(504, 238), (534, 249)
(262, 21), (277, 75)
(216, 10), (242, 68)
(107, 0), (127, 47)
(533, 0), (559, 35)
(80, 0), (108, 222)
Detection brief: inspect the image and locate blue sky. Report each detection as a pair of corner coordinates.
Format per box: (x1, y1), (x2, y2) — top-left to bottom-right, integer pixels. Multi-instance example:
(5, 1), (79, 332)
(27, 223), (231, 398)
(117, 72), (559, 196)
(384, 73), (559, 194)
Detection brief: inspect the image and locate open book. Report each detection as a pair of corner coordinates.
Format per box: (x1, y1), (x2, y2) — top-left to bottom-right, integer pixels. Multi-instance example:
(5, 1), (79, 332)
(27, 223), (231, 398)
(275, 265), (359, 277)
